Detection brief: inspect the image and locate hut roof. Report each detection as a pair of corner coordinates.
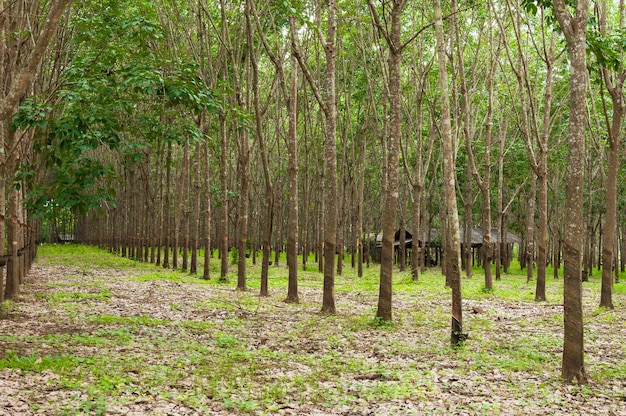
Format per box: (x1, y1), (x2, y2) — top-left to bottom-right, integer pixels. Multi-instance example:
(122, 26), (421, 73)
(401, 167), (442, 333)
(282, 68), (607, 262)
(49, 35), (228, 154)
(375, 227), (520, 246)
(459, 227), (521, 244)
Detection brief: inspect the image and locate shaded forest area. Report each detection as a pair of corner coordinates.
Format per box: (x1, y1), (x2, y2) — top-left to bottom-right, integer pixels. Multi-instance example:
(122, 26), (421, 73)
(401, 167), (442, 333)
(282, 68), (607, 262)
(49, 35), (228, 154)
(1, 0), (625, 385)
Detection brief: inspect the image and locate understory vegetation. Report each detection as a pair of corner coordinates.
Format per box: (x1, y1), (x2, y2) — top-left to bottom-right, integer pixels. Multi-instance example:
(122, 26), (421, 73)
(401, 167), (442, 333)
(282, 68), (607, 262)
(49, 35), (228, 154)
(0, 244), (624, 415)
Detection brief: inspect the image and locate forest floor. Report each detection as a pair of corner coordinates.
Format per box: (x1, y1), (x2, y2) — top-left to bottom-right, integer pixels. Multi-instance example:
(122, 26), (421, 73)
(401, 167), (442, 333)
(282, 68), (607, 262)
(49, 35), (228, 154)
(1, 245), (625, 416)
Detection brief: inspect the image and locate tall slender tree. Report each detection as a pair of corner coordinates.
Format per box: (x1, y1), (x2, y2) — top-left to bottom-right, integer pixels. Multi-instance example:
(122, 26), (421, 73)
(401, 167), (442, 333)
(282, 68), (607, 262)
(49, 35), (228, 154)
(367, 0), (408, 322)
(553, 0), (589, 384)
(595, 0), (626, 309)
(291, 0), (338, 313)
(251, 0), (299, 301)
(435, 0), (463, 345)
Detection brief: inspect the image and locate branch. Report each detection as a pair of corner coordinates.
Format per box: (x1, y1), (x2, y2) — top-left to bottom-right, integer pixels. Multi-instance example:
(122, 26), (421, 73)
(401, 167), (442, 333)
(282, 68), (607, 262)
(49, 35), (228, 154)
(290, 16), (329, 117)
(366, 0), (393, 49)
(249, 0), (288, 99)
(401, 4), (479, 50)
(0, 0), (73, 123)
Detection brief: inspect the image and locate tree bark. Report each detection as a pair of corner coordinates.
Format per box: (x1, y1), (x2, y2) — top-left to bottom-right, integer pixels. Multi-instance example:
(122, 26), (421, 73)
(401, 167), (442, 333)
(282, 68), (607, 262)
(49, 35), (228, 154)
(598, 0), (625, 309)
(190, 142), (202, 275)
(526, 174), (536, 283)
(554, 0), (589, 385)
(368, 0), (407, 322)
(163, 141), (172, 269)
(248, 0), (274, 296)
(219, 113), (229, 281)
(202, 135), (212, 280)
(285, 37), (299, 303)
(535, 33), (556, 302)
(290, 0), (337, 312)
(320, 0), (338, 314)
(435, 0), (463, 345)
(173, 138), (190, 270)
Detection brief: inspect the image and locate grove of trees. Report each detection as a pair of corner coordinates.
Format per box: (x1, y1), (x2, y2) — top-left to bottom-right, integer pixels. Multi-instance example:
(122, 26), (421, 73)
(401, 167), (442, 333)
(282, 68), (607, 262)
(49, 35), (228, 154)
(1, 0), (625, 384)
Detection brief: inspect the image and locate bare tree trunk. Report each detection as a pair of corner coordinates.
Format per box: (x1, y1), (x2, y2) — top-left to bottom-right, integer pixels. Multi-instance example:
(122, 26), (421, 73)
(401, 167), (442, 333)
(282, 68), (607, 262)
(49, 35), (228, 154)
(236, 125), (250, 290)
(3, 126), (20, 300)
(357, 131), (366, 278)
(399, 218), (406, 272)
(174, 138), (190, 270)
(248, 0), (274, 295)
(554, 0), (589, 384)
(535, 34), (556, 301)
(190, 142), (202, 274)
(598, 0), (625, 309)
(320, 1), (338, 314)
(0, 6), (8, 298)
(285, 37), (299, 302)
(219, 114), (229, 281)
(0, 0), (72, 298)
(435, 0), (463, 345)
(535, 160), (548, 298)
(367, 0), (407, 322)
(155, 139), (164, 266)
(163, 141), (172, 269)
(455, 1), (496, 288)
(291, 0), (338, 313)
(526, 174), (536, 283)
(202, 137), (212, 280)
(0, 125), (6, 302)
(182, 159), (190, 272)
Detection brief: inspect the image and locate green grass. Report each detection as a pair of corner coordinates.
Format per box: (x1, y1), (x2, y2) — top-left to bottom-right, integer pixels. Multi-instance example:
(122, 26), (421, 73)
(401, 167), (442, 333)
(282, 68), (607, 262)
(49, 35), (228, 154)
(38, 289), (112, 304)
(37, 244), (159, 270)
(0, 350), (80, 373)
(87, 314), (169, 327)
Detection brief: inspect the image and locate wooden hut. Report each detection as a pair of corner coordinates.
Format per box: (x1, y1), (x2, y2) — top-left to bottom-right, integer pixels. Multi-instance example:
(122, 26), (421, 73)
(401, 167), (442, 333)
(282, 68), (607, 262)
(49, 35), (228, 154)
(373, 226), (518, 269)
(373, 227), (442, 266)
(460, 227), (521, 269)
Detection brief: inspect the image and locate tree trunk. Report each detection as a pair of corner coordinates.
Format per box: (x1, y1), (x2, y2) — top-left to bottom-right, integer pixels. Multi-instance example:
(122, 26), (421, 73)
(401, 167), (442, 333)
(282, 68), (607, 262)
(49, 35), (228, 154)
(202, 138), (212, 280)
(435, 0), (463, 346)
(399, 220), (406, 272)
(236, 123), (251, 290)
(357, 126), (366, 278)
(163, 141), (172, 269)
(4, 125), (20, 300)
(598, 0), (625, 308)
(285, 43), (299, 303)
(554, 0), (589, 384)
(190, 142), (202, 275)
(248, 0), (274, 295)
(368, 0), (407, 322)
(535, 34), (555, 301)
(526, 174), (536, 283)
(174, 138), (190, 270)
(219, 114), (229, 281)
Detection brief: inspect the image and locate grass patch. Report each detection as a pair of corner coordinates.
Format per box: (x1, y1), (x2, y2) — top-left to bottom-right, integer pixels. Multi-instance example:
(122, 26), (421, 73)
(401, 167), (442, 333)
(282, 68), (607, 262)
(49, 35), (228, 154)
(0, 350), (79, 373)
(37, 244), (158, 271)
(39, 289), (112, 304)
(87, 314), (169, 327)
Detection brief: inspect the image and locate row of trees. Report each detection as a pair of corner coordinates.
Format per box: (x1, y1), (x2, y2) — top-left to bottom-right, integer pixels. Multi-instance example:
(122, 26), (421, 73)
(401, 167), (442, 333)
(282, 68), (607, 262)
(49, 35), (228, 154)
(2, 0), (625, 384)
